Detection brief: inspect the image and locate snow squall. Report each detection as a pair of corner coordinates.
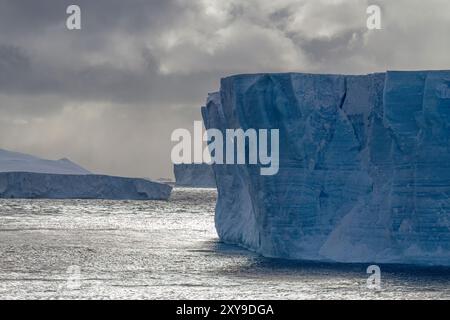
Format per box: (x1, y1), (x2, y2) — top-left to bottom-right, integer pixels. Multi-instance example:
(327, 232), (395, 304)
(202, 71), (450, 266)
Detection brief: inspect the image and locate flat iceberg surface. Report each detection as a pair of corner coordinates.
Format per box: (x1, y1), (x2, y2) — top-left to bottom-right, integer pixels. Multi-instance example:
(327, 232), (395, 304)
(0, 149), (91, 175)
(202, 71), (450, 266)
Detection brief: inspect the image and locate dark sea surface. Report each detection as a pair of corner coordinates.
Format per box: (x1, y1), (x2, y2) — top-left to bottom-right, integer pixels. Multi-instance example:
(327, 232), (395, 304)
(0, 188), (448, 299)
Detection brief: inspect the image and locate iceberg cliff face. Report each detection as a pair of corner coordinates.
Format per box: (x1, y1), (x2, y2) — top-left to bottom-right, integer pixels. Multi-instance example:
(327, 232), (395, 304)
(202, 71), (450, 266)
(174, 164), (216, 188)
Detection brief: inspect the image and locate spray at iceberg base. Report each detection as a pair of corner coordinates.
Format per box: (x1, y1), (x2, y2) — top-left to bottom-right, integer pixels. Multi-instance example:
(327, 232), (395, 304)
(202, 71), (450, 266)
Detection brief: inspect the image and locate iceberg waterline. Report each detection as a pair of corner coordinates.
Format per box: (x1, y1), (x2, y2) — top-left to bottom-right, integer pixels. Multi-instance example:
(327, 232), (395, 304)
(202, 71), (450, 266)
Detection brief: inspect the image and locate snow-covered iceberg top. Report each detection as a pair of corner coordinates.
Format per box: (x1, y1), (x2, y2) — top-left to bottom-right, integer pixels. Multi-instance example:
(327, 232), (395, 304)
(202, 71), (450, 266)
(0, 149), (91, 175)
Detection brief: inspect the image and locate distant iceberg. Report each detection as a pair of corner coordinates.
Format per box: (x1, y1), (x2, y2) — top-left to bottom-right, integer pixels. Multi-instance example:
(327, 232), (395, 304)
(0, 149), (172, 200)
(202, 71), (450, 266)
(174, 164), (216, 188)
(0, 149), (91, 175)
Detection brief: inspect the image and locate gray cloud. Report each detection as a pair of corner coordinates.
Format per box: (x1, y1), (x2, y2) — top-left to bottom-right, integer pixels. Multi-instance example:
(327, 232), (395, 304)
(0, 0), (449, 178)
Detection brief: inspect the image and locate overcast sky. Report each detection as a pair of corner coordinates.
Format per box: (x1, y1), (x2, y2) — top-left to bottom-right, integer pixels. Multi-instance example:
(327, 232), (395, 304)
(0, 0), (449, 179)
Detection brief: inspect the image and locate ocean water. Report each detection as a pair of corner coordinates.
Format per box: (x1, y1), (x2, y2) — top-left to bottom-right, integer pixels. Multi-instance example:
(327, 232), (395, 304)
(0, 188), (448, 300)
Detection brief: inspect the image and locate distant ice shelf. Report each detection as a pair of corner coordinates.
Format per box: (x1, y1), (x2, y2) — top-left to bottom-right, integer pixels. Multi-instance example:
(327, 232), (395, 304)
(202, 71), (450, 266)
(0, 149), (172, 200)
(174, 164), (216, 188)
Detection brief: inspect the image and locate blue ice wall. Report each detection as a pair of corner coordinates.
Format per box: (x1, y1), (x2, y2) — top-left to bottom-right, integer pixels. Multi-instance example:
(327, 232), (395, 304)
(202, 71), (450, 265)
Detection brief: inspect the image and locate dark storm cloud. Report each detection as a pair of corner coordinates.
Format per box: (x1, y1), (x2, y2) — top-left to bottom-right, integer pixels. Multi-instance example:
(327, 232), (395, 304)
(0, 0), (450, 178)
(0, 45), (31, 90)
(0, 0), (213, 105)
(0, 0), (178, 35)
(0, 45), (217, 105)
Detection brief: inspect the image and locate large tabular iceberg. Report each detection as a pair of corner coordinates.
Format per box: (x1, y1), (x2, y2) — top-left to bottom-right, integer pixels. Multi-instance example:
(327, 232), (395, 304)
(202, 71), (450, 266)
(174, 164), (216, 188)
(0, 149), (172, 200)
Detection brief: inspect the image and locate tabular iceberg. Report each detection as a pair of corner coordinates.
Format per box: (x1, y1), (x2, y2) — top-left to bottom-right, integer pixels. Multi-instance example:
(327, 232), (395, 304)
(0, 172), (172, 200)
(202, 71), (450, 266)
(174, 164), (216, 188)
(0, 149), (172, 200)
